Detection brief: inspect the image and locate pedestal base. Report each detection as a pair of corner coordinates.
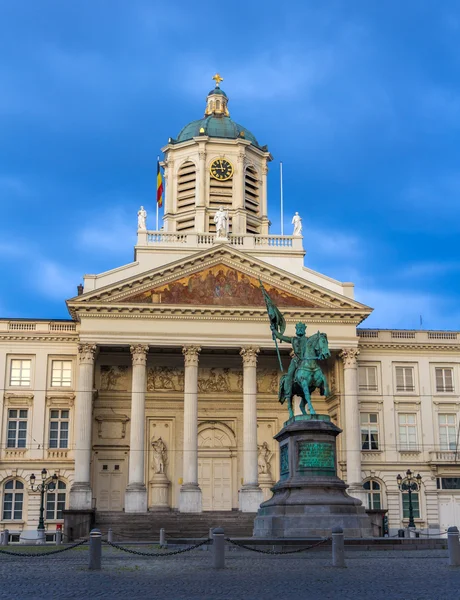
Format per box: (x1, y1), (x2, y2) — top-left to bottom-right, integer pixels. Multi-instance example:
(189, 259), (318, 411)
(259, 473), (274, 503)
(62, 509), (95, 541)
(149, 473), (171, 511)
(125, 484), (148, 513)
(253, 416), (373, 538)
(69, 482), (93, 511)
(179, 483), (202, 513)
(239, 485), (264, 512)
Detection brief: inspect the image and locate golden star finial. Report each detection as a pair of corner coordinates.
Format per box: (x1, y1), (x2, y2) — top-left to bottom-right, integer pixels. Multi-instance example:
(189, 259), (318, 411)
(212, 73), (223, 87)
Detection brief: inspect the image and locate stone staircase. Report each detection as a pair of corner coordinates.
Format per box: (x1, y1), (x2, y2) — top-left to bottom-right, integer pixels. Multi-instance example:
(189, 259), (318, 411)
(94, 511), (257, 541)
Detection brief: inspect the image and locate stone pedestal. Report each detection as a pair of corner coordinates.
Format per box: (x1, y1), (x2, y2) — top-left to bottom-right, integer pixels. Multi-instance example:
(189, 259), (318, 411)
(148, 473), (171, 511)
(253, 415), (373, 538)
(258, 473), (274, 502)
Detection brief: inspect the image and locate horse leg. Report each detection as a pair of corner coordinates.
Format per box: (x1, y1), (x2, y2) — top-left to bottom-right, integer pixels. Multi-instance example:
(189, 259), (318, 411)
(288, 396), (294, 420)
(301, 381), (316, 415)
(299, 395), (307, 416)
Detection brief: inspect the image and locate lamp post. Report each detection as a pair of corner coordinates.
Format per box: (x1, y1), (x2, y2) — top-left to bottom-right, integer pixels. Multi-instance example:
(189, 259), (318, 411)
(396, 469), (422, 530)
(30, 469), (58, 544)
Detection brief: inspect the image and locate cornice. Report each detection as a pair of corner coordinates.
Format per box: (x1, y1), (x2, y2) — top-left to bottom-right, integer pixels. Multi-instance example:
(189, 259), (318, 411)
(358, 341), (460, 353)
(0, 335), (78, 343)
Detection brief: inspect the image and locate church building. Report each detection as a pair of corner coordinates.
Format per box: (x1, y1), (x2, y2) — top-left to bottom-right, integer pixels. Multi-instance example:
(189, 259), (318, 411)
(1, 75), (460, 540)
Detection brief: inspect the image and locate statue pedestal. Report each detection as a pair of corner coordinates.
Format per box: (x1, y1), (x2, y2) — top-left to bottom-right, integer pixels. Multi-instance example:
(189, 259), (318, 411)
(253, 415), (373, 538)
(148, 473), (170, 511)
(259, 473), (274, 502)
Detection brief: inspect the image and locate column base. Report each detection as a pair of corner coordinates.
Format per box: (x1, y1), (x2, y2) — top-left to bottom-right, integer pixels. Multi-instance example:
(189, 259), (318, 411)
(346, 483), (366, 506)
(179, 483), (202, 513)
(69, 482), (93, 510)
(259, 473), (274, 503)
(125, 484), (148, 513)
(239, 485), (263, 512)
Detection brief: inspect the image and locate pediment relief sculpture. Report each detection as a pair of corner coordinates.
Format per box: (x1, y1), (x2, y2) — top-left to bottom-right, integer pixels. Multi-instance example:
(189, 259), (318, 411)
(120, 265), (315, 308)
(100, 365), (128, 391)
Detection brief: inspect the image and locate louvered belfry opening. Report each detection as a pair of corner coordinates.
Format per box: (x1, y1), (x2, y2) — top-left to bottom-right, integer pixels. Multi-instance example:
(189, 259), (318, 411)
(209, 172), (233, 233)
(245, 165), (260, 234)
(176, 161), (196, 232)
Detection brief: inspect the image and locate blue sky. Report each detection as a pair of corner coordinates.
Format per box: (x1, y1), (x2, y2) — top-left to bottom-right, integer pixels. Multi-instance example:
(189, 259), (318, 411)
(1, 0), (459, 329)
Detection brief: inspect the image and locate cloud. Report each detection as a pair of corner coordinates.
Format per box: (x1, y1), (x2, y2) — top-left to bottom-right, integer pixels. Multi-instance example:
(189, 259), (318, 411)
(76, 205), (137, 256)
(33, 259), (81, 301)
(398, 261), (460, 279)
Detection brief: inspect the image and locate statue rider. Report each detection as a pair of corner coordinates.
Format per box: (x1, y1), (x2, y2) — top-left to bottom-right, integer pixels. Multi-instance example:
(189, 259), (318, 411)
(271, 322), (309, 402)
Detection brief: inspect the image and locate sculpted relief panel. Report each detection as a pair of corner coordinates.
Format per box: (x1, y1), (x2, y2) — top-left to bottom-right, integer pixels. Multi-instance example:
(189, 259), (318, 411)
(147, 367), (184, 392)
(100, 366), (129, 391)
(257, 369), (279, 394)
(198, 368), (242, 393)
(122, 264), (314, 307)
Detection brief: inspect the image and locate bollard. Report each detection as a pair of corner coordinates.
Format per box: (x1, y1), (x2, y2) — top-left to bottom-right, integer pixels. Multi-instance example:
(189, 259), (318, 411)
(107, 528), (113, 543)
(55, 530), (62, 546)
(89, 528), (102, 571)
(448, 526), (460, 566)
(332, 527), (346, 568)
(2, 530), (9, 546)
(159, 528), (166, 548)
(212, 527), (225, 569)
(209, 527), (214, 541)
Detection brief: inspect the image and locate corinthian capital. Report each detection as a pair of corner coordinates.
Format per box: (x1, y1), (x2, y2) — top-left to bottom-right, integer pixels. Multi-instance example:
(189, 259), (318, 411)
(240, 346), (260, 367)
(78, 343), (97, 365)
(182, 345), (201, 367)
(130, 344), (149, 366)
(339, 348), (360, 369)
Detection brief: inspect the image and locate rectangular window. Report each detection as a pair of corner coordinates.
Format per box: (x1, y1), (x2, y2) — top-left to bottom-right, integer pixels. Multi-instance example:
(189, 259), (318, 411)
(435, 368), (454, 393)
(437, 477), (460, 490)
(9, 359), (31, 386)
(398, 413), (418, 450)
(49, 410), (69, 449)
(7, 409), (28, 448)
(402, 492), (420, 519)
(51, 360), (72, 387)
(360, 413), (379, 450)
(395, 366), (415, 392)
(439, 414), (457, 451)
(359, 366), (378, 392)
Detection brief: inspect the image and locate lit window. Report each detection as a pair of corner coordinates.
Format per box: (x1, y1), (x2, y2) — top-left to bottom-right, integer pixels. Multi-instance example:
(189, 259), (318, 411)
(363, 480), (382, 509)
(10, 359), (31, 386)
(49, 410), (69, 449)
(360, 413), (379, 450)
(439, 414), (457, 451)
(46, 481), (67, 520)
(7, 409), (28, 448)
(51, 360), (72, 387)
(435, 368), (454, 393)
(359, 366), (378, 392)
(2, 480), (24, 520)
(398, 413), (418, 450)
(395, 366), (415, 392)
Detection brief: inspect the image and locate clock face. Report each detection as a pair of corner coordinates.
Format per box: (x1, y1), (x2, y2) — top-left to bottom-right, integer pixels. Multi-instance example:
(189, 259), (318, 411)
(210, 158), (234, 181)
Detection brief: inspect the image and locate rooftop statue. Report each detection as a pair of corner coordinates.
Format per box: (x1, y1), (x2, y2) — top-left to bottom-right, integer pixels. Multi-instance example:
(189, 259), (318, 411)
(214, 206), (229, 238)
(292, 212), (302, 236)
(138, 206), (147, 231)
(260, 281), (330, 419)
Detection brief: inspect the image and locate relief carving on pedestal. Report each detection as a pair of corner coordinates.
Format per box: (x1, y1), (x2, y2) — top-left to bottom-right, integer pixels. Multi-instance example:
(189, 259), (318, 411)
(147, 367), (184, 391)
(100, 366), (128, 391)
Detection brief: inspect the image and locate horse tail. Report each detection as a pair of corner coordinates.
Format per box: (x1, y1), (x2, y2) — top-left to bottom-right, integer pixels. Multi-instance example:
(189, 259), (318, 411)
(279, 375), (287, 405)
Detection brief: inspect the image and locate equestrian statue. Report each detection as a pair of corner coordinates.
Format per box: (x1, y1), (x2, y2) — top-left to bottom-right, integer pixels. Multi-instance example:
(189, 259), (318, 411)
(259, 281), (331, 419)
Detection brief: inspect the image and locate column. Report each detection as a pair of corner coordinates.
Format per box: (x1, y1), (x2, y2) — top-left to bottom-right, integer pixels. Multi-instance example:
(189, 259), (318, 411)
(239, 346), (263, 512)
(69, 343), (97, 510)
(125, 344), (149, 513)
(179, 346), (202, 513)
(339, 348), (366, 504)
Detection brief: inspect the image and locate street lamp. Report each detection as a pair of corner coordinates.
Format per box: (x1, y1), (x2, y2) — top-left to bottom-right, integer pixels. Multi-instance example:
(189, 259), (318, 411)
(30, 469), (58, 544)
(396, 469), (422, 529)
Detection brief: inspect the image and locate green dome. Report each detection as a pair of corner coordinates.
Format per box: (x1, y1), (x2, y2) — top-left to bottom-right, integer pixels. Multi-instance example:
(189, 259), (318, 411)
(175, 115), (260, 147)
(208, 88), (227, 98)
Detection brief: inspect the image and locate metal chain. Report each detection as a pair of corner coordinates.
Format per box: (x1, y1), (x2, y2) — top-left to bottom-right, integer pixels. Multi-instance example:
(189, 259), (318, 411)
(0, 538), (88, 558)
(224, 537), (329, 555)
(103, 538), (211, 557)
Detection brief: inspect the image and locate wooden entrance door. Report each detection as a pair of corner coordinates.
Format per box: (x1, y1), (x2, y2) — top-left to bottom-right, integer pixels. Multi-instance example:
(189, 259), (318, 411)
(198, 458), (232, 511)
(96, 459), (126, 511)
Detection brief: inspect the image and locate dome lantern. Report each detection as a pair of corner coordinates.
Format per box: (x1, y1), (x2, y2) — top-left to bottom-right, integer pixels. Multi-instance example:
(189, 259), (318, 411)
(205, 73), (230, 117)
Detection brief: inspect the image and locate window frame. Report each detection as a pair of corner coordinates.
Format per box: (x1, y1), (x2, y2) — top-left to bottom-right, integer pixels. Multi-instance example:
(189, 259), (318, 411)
(2, 479), (25, 521)
(363, 479), (383, 510)
(48, 409), (70, 449)
(393, 363), (418, 395)
(401, 479), (421, 520)
(397, 412), (419, 451)
(360, 412), (380, 451)
(6, 408), (28, 449)
(358, 363), (380, 394)
(438, 413), (458, 451)
(45, 480), (67, 520)
(432, 364), (457, 395)
(7, 356), (34, 388)
(48, 356), (75, 390)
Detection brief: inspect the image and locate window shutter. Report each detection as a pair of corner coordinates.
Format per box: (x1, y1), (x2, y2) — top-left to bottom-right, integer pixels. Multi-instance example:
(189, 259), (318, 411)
(405, 367), (414, 390)
(368, 367), (377, 390)
(435, 368), (444, 392)
(359, 368), (367, 389)
(396, 367), (404, 390)
(445, 369), (454, 392)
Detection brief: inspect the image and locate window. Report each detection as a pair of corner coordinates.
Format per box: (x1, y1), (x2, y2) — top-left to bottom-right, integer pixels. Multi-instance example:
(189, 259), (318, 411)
(439, 414), (457, 451)
(364, 480), (382, 509)
(2, 480), (24, 520)
(9, 359), (31, 386)
(359, 366), (378, 392)
(51, 360), (72, 387)
(7, 409), (28, 448)
(437, 477), (460, 490)
(435, 368), (454, 393)
(398, 413), (418, 450)
(361, 413), (379, 450)
(49, 410), (69, 449)
(402, 484), (420, 519)
(395, 366), (415, 392)
(46, 481), (67, 520)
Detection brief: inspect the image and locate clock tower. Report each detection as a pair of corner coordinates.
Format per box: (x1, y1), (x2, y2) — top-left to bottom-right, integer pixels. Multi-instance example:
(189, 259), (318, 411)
(161, 74), (272, 235)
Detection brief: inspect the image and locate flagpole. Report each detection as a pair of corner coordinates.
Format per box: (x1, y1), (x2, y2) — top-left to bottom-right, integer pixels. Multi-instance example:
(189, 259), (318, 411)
(280, 161), (284, 236)
(156, 155), (160, 231)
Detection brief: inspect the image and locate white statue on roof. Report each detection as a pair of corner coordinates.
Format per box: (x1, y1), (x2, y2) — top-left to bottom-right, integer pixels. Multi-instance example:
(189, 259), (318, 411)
(292, 212), (302, 236)
(137, 206), (147, 231)
(214, 206), (229, 239)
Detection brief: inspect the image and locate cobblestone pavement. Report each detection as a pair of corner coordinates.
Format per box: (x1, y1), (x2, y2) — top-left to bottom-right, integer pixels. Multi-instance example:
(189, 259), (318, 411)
(0, 546), (459, 600)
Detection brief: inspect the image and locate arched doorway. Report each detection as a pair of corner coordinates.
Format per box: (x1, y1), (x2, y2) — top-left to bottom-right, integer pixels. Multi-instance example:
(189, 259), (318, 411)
(198, 422), (236, 511)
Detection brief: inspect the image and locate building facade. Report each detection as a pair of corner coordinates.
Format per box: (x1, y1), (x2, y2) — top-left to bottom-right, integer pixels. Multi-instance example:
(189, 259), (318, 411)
(1, 78), (460, 539)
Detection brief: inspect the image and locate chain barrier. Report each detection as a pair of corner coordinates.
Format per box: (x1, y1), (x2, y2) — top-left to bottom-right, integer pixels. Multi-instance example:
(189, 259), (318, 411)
(224, 537), (330, 555)
(0, 538), (88, 558)
(103, 538), (211, 557)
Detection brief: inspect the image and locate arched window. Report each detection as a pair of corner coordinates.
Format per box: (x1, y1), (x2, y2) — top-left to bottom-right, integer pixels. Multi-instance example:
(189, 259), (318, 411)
(2, 479), (24, 520)
(402, 480), (420, 519)
(46, 480), (67, 520)
(363, 479), (382, 509)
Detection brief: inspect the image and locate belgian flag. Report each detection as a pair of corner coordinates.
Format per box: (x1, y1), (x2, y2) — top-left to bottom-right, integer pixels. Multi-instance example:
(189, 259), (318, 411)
(156, 158), (164, 208)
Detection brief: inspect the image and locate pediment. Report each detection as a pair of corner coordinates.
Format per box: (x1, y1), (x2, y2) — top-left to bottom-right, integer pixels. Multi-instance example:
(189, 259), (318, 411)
(67, 245), (372, 321)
